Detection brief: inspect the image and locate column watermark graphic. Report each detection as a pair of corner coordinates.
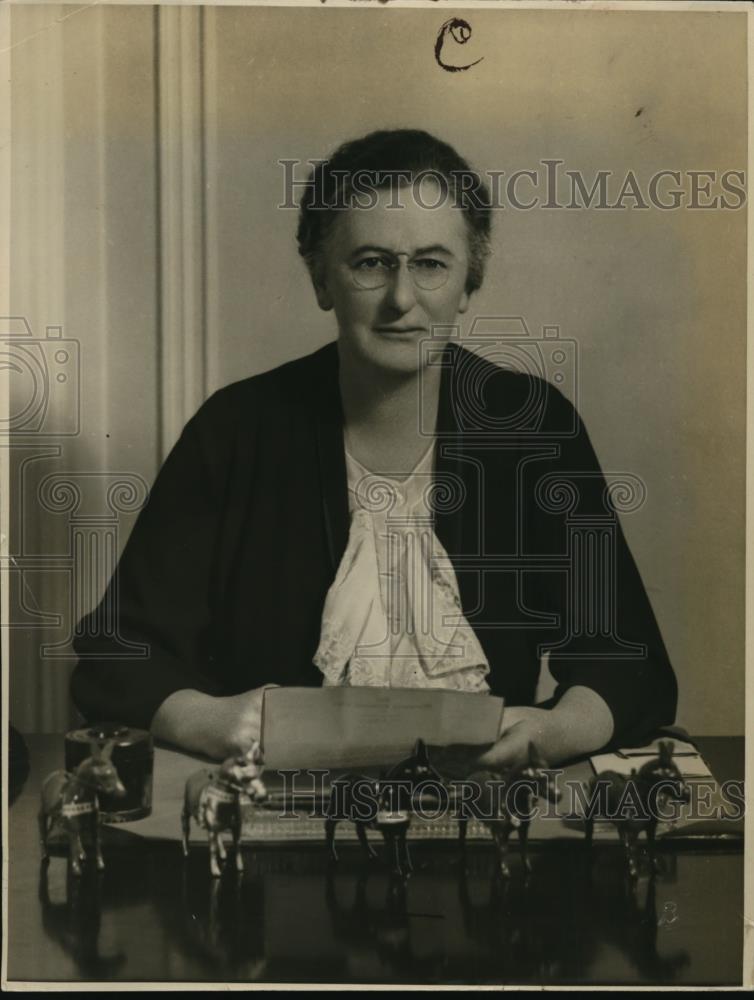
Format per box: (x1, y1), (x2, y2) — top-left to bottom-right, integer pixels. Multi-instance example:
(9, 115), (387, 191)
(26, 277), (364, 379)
(346, 316), (654, 665)
(2, 316), (150, 661)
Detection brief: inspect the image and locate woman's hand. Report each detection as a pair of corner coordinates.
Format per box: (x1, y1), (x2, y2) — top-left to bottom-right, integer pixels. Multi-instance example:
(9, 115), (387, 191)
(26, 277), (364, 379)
(151, 685), (279, 760)
(432, 686), (615, 777)
(208, 686), (280, 758)
(433, 706), (559, 777)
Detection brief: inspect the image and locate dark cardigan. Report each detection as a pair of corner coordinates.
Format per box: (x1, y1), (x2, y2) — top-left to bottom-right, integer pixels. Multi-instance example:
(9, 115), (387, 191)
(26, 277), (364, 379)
(71, 339), (677, 748)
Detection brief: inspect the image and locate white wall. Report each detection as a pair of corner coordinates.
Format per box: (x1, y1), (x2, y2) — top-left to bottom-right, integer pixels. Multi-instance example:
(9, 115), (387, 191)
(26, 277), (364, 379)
(9, 5), (746, 735)
(10, 3), (159, 730)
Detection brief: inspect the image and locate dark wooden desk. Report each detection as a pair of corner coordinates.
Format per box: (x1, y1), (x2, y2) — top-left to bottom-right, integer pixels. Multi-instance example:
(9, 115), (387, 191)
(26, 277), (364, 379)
(6, 735), (744, 986)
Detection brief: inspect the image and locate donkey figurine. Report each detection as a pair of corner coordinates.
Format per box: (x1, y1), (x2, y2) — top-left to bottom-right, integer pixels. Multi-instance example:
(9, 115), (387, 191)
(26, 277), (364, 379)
(584, 740), (690, 879)
(181, 741), (267, 877)
(378, 738), (445, 877)
(457, 742), (561, 878)
(39, 739), (126, 876)
(325, 773), (381, 865)
(325, 740), (444, 877)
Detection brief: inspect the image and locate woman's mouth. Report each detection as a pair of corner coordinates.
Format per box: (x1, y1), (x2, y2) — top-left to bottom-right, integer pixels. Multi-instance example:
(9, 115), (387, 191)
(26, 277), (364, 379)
(373, 326), (425, 336)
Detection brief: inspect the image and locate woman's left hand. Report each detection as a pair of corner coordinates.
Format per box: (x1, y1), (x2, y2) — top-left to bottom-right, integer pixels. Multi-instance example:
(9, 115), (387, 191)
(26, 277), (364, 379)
(432, 688), (614, 778)
(433, 706), (558, 777)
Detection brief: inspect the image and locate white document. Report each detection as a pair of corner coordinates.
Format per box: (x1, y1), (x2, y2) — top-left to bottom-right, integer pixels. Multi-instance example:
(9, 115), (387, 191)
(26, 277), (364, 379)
(590, 737), (712, 779)
(260, 686), (504, 770)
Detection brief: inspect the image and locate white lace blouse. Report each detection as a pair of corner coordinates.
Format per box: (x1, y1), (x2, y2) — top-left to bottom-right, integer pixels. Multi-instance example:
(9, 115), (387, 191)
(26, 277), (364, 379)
(312, 438), (491, 692)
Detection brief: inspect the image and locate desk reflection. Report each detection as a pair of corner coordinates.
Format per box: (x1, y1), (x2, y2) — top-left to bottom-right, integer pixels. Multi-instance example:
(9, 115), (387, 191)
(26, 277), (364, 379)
(38, 861), (127, 978)
(32, 840), (726, 984)
(14, 735), (742, 985)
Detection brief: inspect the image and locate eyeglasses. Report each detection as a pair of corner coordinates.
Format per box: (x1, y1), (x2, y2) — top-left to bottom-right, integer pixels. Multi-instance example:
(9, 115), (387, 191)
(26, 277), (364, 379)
(349, 252), (451, 292)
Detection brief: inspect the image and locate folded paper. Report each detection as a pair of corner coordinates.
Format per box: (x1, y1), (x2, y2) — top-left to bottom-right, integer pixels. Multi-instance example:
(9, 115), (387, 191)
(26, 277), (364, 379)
(260, 686), (504, 770)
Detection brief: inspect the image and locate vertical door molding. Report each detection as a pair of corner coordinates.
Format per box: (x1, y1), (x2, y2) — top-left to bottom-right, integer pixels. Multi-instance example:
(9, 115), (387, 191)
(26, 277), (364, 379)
(203, 5), (220, 397)
(9, 3), (67, 731)
(157, 5), (207, 460)
(11, 4), (65, 337)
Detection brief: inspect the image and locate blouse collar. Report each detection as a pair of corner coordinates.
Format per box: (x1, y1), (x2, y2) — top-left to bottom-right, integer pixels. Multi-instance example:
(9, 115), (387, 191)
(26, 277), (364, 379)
(312, 339), (465, 575)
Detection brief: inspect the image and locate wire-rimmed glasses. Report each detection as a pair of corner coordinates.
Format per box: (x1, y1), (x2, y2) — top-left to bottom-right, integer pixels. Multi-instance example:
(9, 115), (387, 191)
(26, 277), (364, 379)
(349, 252), (451, 292)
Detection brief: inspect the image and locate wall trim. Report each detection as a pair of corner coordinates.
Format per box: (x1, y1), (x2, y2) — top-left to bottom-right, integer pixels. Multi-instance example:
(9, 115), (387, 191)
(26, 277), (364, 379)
(157, 5), (207, 460)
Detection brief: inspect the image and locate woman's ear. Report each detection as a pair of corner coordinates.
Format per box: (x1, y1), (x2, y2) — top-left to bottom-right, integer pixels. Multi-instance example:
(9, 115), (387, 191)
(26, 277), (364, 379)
(311, 265), (334, 312)
(457, 289), (471, 315)
(314, 284), (334, 312)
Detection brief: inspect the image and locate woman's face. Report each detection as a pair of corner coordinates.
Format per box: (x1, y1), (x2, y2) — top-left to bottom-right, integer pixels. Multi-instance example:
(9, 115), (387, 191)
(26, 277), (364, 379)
(312, 179), (472, 375)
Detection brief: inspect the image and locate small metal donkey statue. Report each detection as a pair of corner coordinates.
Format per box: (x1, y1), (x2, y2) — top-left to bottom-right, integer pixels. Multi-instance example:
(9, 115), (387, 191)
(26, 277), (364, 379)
(325, 739), (442, 878)
(458, 742), (561, 879)
(584, 740), (691, 879)
(378, 738), (444, 877)
(39, 739), (126, 876)
(182, 741), (267, 878)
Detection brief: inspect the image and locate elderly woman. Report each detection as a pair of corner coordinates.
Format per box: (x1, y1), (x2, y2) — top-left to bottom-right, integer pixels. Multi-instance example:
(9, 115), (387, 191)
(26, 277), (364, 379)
(71, 129), (677, 769)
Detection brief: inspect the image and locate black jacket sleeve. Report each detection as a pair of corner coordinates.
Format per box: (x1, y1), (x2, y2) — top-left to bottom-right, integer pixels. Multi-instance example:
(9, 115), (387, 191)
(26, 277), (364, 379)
(70, 389), (239, 730)
(527, 381), (678, 748)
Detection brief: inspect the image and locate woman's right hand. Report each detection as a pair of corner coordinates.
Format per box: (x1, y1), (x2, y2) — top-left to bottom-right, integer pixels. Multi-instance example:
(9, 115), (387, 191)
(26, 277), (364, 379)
(209, 685), (280, 758)
(151, 685), (280, 760)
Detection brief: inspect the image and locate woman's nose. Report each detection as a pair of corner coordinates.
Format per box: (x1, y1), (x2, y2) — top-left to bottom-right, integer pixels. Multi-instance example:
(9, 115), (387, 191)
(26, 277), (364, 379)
(384, 260), (418, 312)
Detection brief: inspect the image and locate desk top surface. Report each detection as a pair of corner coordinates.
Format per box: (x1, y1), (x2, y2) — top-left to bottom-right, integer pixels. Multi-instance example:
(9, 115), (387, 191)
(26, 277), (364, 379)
(5, 735), (745, 987)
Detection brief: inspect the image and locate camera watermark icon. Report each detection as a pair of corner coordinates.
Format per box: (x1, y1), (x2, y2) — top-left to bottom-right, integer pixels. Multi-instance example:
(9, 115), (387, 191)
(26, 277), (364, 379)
(0, 317), (80, 437)
(421, 316), (579, 439)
